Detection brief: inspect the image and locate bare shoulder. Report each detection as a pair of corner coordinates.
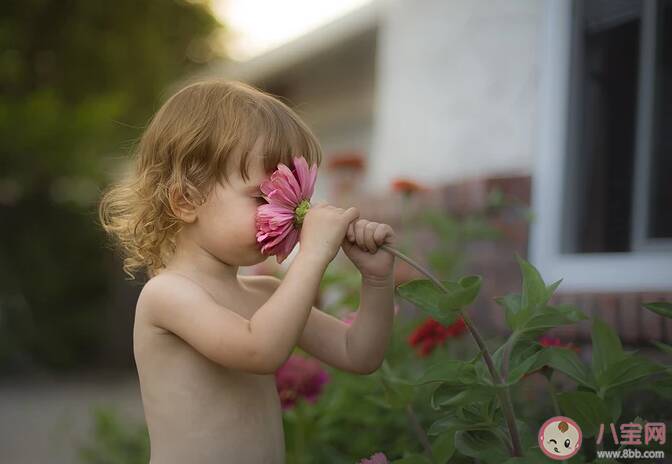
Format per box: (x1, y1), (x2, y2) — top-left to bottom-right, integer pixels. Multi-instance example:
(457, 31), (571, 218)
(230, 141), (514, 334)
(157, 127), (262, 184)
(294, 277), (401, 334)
(136, 271), (213, 324)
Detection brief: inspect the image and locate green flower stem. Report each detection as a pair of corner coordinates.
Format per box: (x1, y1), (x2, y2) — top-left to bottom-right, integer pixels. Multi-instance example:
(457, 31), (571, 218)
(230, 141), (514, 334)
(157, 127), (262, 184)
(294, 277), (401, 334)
(379, 373), (433, 459)
(405, 403), (434, 461)
(380, 244), (523, 457)
(501, 337), (515, 380)
(543, 369), (561, 416)
(399, 193), (415, 254)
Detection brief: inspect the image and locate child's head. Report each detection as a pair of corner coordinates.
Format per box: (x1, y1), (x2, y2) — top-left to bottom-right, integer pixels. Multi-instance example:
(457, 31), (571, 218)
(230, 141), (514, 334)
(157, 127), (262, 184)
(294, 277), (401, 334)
(98, 79), (322, 280)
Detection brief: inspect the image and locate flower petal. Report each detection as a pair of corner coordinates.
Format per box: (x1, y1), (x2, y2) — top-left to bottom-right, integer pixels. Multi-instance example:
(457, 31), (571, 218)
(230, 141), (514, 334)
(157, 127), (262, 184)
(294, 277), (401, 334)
(293, 157), (312, 199)
(275, 164), (302, 204)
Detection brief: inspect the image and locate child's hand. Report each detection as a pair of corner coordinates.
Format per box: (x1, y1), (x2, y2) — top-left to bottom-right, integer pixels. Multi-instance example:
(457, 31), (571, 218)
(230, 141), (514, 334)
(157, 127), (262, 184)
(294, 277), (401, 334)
(341, 219), (396, 282)
(300, 203), (360, 265)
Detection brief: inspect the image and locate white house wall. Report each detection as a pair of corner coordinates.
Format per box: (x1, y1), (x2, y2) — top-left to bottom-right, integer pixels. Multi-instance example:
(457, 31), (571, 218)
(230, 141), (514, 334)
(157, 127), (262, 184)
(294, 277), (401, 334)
(370, 0), (542, 191)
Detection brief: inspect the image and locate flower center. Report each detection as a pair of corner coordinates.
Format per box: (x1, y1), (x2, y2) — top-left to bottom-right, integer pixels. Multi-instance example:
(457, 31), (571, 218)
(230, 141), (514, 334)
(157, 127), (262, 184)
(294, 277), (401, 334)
(293, 199), (311, 226)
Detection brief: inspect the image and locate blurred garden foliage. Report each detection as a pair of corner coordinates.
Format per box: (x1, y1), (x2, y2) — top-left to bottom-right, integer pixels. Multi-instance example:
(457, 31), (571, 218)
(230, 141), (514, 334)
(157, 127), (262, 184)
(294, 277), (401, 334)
(0, 0), (226, 369)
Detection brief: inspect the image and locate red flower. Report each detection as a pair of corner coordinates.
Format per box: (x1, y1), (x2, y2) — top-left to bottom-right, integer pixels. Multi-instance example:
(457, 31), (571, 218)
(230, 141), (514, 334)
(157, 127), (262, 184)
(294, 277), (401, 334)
(275, 354), (330, 410)
(391, 178), (429, 195)
(408, 317), (468, 357)
(538, 335), (580, 353)
(326, 152), (365, 171)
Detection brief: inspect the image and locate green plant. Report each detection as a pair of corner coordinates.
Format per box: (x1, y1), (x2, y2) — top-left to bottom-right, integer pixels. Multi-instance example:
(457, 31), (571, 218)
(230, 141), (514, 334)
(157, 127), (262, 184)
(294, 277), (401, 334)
(78, 407), (149, 464)
(284, 190), (528, 463)
(384, 255), (672, 463)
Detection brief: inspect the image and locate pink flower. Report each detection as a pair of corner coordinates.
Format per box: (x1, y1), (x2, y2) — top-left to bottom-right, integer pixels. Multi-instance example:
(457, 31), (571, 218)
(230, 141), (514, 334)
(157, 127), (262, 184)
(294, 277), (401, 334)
(274, 354), (330, 410)
(256, 156), (318, 264)
(358, 452), (389, 464)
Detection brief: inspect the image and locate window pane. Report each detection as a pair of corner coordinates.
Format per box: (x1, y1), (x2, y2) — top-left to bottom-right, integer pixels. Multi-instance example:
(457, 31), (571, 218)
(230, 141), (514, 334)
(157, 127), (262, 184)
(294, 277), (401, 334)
(566, 0), (642, 253)
(649, 0), (672, 239)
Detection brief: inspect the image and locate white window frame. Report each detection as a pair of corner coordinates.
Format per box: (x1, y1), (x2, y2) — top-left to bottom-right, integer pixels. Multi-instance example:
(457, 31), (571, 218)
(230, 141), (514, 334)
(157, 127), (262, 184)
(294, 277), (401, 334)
(529, 0), (672, 292)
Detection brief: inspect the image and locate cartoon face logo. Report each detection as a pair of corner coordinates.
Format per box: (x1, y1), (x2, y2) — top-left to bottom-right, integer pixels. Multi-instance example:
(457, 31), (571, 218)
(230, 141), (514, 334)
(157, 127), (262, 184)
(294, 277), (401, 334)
(538, 416), (582, 460)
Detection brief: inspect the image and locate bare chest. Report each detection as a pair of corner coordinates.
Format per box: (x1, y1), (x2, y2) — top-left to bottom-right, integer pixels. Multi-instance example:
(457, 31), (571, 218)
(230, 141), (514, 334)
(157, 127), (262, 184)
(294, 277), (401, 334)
(133, 277), (285, 463)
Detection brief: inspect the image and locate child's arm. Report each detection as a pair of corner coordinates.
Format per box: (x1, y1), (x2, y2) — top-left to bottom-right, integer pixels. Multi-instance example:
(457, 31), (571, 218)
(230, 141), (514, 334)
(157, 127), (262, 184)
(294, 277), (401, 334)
(138, 204), (359, 375)
(342, 275), (395, 373)
(298, 218), (397, 374)
(258, 274), (395, 375)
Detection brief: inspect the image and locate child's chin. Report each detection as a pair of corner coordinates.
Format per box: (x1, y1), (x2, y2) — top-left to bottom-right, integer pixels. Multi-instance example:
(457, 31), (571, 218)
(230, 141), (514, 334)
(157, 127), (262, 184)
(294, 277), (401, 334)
(249, 248), (268, 264)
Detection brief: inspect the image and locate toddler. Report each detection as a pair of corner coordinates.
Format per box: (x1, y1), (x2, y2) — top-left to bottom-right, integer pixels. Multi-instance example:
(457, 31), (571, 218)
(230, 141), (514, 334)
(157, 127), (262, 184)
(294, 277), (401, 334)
(98, 79), (397, 464)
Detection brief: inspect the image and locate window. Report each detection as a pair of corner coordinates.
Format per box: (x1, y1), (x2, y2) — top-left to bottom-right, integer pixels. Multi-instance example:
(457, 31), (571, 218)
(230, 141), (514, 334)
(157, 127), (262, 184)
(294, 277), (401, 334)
(530, 0), (672, 291)
(564, 0), (672, 253)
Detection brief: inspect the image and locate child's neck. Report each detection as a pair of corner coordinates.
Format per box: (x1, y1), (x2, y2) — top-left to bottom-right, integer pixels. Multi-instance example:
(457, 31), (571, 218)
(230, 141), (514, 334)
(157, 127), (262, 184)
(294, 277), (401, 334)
(164, 235), (243, 291)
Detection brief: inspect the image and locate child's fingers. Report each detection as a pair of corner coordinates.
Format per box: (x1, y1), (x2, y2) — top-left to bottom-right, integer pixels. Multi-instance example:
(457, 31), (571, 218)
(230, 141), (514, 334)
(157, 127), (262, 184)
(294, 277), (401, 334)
(364, 222), (378, 252)
(354, 220), (375, 252)
(352, 219), (393, 252)
(355, 219), (367, 250)
(347, 223), (355, 242)
(373, 223), (395, 246)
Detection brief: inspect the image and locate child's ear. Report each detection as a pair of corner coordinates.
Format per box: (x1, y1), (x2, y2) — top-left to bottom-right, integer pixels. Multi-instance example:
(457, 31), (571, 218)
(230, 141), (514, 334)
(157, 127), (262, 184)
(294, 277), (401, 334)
(168, 185), (199, 224)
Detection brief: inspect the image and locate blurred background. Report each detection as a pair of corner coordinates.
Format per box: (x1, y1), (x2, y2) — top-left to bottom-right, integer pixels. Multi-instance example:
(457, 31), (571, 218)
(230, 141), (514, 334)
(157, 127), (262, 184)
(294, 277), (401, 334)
(1, 0), (671, 462)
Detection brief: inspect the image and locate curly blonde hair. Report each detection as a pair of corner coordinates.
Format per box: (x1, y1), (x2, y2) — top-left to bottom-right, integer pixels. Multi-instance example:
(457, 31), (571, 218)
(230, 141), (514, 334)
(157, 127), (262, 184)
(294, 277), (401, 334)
(98, 79), (322, 281)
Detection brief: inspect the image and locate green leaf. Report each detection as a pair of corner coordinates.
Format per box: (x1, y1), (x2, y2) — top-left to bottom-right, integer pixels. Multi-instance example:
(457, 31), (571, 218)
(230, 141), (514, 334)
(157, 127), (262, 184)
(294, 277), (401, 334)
(411, 360), (477, 386)
(495, 293), (524, 331)
(507, 351), (542, 384)
(377, 367), (415, 408)
(598, 356), (666, 392)
(502, 457), (553, 464)
(652, 341), (672, 356)
(643, 301), (672, 319)
(440, 275), (482, 310)
(395, 279), (461, 324)
(531, 347), (596, 389)
(392, 455), (433, 464)
(362, 394), (392, 410)
(499, 255), (567, 331)
(557, 391), (611, 437)
(460, 402), (496, 424)
(430, 383), (498, 410)
(431, 430), (456, 463)
(511, 419), (541, 454)
(492, 335), (541, 379)
(518, 304), (588, 335)
(546, 278), (563, 297)
(603, 390), (623, 422)
(644, 371), (672, 399)
(591, 318), (625, 379)
(516, 254), (547, 312)
(454, 429), (511, 463)
(428, 413), (494, 436)
(502, 442), (555, 464)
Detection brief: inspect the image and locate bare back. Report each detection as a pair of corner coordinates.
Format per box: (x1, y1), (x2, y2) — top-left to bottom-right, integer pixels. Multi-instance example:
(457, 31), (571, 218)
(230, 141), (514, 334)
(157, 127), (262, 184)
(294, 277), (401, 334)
(133, 273), (285, 464)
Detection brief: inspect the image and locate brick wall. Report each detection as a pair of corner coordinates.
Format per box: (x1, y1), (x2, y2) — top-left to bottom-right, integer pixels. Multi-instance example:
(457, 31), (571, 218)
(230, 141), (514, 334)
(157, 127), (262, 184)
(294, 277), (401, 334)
(353, 174), (672, 346)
